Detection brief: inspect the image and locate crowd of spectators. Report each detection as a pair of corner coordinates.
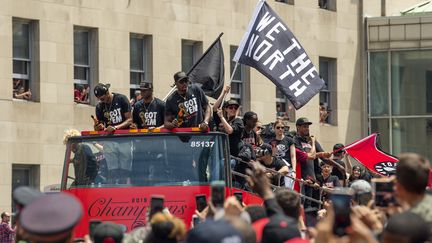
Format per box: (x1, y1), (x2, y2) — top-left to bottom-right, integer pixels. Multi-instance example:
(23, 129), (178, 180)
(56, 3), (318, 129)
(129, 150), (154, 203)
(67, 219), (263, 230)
(2, 72), (431, 243)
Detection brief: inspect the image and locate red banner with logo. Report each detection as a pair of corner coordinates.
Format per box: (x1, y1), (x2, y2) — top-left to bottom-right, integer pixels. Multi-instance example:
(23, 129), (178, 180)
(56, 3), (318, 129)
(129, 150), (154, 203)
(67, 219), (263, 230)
(343, 133), (398, 176)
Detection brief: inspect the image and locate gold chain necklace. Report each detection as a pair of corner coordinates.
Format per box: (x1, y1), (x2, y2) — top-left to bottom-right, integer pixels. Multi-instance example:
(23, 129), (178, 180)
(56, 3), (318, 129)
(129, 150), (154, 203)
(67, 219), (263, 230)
(103, 95), (114, 125)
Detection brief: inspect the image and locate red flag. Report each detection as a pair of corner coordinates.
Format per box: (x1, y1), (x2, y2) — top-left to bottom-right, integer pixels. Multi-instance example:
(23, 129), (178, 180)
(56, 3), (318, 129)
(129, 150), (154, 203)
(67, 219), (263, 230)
(343, 133), (398, 176)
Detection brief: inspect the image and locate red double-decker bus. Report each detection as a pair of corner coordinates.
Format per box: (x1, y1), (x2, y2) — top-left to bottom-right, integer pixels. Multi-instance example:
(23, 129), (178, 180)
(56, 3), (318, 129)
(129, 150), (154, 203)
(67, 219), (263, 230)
(61, 128), (262, 237)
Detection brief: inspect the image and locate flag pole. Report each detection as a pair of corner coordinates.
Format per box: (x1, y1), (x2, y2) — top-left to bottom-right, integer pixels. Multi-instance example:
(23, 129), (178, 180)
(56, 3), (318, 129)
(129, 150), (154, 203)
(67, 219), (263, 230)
(218, 61), (239, 109)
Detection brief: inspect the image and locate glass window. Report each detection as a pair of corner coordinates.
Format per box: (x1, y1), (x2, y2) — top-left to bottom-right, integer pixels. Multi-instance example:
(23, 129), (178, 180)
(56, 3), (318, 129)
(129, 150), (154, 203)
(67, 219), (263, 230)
(370, 52), (389, 116)
(392, 118), (432, 160)
(391, 50), (432, 116)
(130, 34), (150, 99)
(231, 46), (244, 115)
(319, 57), (337, 124)
(74, 27), (94, 104)
(12, 165), (40, 214)
(63, 135), (226, 188)
(13, 19), (34, 101)
(370, 119), (390, 153)
(182, 40), (202, 72)
(276, 88), (295, 122)
(318, 0), (336, 11)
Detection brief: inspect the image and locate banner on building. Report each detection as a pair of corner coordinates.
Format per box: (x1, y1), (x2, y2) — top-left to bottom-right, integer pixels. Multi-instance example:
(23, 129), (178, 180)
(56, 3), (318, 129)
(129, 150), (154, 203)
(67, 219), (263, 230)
(233, 1), (324, 109)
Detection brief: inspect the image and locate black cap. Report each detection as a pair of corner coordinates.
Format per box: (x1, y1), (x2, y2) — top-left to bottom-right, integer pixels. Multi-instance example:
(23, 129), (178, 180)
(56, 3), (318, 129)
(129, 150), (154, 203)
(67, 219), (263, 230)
(261, 214), (301, 243)
(93, 222), (124, 243)
(186, 220), (244, 243)
(139, 81), (153, 90)
(12, 186), (43, 209)
(223, 99), (240, 108)
(20, 193), (82, 239)
(173, 71), (188, 83)
(295, 117), (312, 126)
(94, 83), (110, 97)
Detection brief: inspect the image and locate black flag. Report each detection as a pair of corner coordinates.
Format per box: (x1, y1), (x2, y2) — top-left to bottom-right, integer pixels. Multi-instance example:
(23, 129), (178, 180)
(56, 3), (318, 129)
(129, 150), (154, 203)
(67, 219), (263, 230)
(187, 33), (225, 99)
(233, 1), (324, 109)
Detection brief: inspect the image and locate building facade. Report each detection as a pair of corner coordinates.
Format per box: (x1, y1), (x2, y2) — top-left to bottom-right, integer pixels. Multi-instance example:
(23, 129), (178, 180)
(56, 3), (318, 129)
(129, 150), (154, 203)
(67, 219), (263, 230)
(0, 0), (426, 212)
(367, 8), (432, 160)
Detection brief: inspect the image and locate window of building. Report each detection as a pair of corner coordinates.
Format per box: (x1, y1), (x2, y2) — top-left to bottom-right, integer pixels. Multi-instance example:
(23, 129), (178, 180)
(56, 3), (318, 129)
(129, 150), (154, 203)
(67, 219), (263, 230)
(181, 40), (202, 73)
(369, 50), (432, 160)
(275, 0), (294, 4)
(74, 27), (98, 105)
(231, 46), (249, 115)
(319, 57), (337, 125)
(130, 34), (152, 100)
(13, 18), (39, 101)
(276, 88), (295, 122)
(318, 0), (336, 11)
(11, 165), (40, 214)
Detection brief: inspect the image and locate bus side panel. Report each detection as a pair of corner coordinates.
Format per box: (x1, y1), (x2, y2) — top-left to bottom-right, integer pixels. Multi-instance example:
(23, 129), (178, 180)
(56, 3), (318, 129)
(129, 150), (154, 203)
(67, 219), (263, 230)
(64, 185), (211, 237)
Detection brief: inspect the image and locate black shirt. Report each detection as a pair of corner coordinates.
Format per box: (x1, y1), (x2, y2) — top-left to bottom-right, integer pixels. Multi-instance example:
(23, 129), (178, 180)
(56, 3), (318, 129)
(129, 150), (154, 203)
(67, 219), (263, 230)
(331, 158), (347, 180)
(241, 129), (258, 149)
(260, 157), (287, 186)
(316, 174), (341, 188)
(165, 84), (209, 127)
(269, 136), (294, 165)
(293, 135), (325, 181)
(213, 114), (244, 156)
(132, 98), (165, 128)
(95, 93), (131, 127)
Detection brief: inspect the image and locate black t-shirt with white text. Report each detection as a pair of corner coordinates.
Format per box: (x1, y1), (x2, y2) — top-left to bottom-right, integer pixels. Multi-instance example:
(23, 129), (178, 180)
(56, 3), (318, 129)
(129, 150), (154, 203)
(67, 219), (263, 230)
(133, 98), (165, 128)
(165, 84), (209, 127)
(316, 174), (341, 188)
(270, 136), (294, 165)
(260, 157), (286, 186)
(241, 129), (258, 149)
(95, 93), (131, 127)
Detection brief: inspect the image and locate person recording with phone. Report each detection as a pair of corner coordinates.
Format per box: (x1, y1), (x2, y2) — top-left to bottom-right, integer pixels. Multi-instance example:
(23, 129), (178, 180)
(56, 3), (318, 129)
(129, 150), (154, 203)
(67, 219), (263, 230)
(256, 143), (288, 187)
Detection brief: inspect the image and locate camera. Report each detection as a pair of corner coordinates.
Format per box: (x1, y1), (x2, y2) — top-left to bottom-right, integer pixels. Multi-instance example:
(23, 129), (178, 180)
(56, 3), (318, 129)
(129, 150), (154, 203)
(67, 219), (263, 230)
(211, 181), (226, 208)
(330, 188), (353, 236)
(372, 178), (397, 207)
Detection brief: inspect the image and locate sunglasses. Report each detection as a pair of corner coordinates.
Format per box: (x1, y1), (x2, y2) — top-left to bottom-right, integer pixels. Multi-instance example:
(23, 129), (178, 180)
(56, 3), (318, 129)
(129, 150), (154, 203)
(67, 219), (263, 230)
(276, 126), (285, 130)
(226, 105), (238, 110)
(256, 126), (263, 130)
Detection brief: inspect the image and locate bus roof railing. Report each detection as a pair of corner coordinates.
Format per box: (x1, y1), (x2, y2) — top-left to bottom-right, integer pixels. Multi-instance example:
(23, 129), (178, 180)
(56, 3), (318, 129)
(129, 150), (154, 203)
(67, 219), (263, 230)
(81, 127), (209, 136)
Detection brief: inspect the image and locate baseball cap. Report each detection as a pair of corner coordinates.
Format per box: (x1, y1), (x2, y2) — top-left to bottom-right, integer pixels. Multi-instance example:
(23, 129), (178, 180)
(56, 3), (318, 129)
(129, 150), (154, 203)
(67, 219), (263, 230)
(350, 179), (372, 194)
(20, 193), (82, 240)
(223, 100), (240, 108)
(261, 214), (301, 243)
(186, 220), (244, 243)
(94, 83), (110, 97)
(93, 222), (124, 243)
(295, 117), (312, 126)
(140, 81), (153, 90)
(173, 71), (188, 83)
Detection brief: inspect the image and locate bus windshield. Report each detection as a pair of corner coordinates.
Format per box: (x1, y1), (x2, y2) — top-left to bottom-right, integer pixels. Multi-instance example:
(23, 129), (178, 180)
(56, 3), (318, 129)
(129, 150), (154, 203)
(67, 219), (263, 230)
(63, 133), (226, 189)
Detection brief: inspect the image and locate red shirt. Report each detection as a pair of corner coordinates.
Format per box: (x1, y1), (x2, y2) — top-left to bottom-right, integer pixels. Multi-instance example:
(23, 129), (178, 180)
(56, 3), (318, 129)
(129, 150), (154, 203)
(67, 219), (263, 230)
(0, 222), (15, 243)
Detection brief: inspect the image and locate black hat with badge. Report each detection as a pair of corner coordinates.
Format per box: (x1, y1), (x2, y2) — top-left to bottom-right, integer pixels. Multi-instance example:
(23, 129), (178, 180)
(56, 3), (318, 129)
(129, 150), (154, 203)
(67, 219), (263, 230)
(20, 193), (83, 242)
(173, 71), (189, 83)
(223, 99), (240, 109)
(295, 117), (312, 126)
(140, 81), (153, 90)
(94, 83), (111, 97)
(92, 222), (124, 243)
(261, 214), (301, 243)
